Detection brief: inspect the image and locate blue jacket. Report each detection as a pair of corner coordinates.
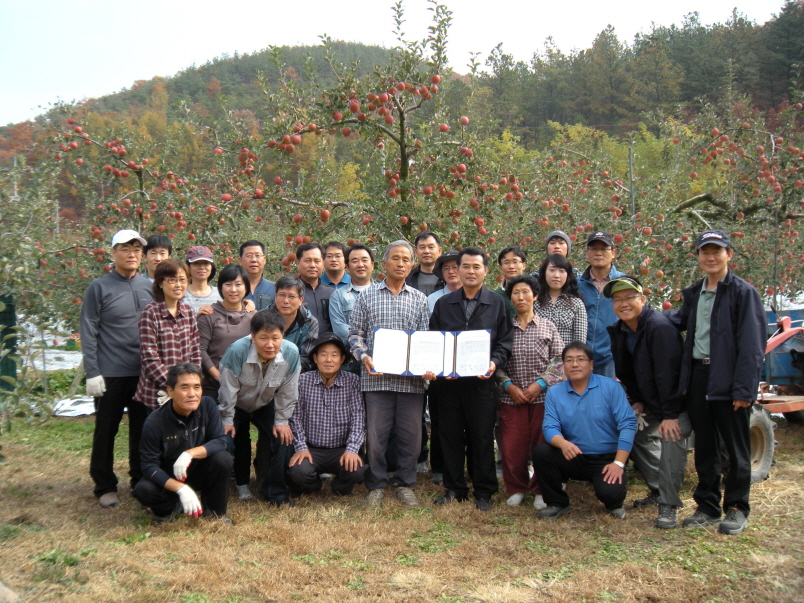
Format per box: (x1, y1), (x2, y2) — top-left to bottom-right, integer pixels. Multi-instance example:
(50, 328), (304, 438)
(578, 264), (626, 368)
(665, 271), (766, 402)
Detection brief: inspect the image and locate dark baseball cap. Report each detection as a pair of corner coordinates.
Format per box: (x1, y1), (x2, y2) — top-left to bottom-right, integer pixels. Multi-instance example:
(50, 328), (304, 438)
(587, 231), (614, 247)
(308, 332), (353, 364)
(695, 230), (730, 249)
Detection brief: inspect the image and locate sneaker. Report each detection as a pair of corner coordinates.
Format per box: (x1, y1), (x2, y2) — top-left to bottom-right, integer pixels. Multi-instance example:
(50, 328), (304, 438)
(99, 492), (120, 508)
(632, 491), (660, 508)
(719, 508), (748, 535)
(475, 498), (493, 511)
(608, 507), (626, 519)
(396, 487), (419, 507)
(416, 462), (429, 474)
(682, 510), (722, 528)
(533, 495), (547, 511)
(538, 505), (571, 519)
(656, 504), (678, 529)
(365, 489), (385, 506)
(431, 472), (444, 485)
(236, 485), (253, 501)
(506, 493), (525, 506)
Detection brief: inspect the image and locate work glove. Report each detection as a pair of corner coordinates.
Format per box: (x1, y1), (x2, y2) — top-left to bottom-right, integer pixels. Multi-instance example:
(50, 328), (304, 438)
(86, 375), (106, 397)
(176, 485), (202, 518)
(157, 390), (170, 406)
(173, 451), (193, 482)
(634, 410), (649, 431)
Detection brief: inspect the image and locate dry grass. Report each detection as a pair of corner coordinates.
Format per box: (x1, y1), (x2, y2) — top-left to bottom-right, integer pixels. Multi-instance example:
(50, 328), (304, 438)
(1, 417), (803, 602)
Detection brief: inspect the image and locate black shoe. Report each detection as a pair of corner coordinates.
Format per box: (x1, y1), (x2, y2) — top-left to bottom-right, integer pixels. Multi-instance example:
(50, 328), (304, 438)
(153, 501), (183, 525)
(719, 507), (748, 535)
(538, 505), (571, 519)
(269, 498), (295, 508)
(431, 472), (444, 485)
(632, 491), (660, 508)
(475, 498), (492, 511)
(434, 489), (468, 505)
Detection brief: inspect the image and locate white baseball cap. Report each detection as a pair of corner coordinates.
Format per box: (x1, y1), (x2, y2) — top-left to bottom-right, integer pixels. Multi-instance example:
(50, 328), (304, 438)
(111, 229), (147, 247)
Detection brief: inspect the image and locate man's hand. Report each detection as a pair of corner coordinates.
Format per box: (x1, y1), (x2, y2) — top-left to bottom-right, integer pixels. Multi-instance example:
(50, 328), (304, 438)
(173, 451), (193, 481)
(601, 463), (624, 485)
(86, 375), (106, 398)
(223, 424), (236, 437)
(198, 305), (214, 315)
(733, 400), (751, 410)
(422, 371), (438, 381)
(524, 382), (543, 402)
(340, 451), (363, 472)
(273, 424), (293, 445)
(631, 402), (645, 414)
(560, 440), (583, 461)
(176, 485), (203, 518)
(362, 355), (382, 375)
(506, 384), (530, 405)
(658, 418), (681, 442)
(478, 361), (496, 380)
(289, 449), (313, 467)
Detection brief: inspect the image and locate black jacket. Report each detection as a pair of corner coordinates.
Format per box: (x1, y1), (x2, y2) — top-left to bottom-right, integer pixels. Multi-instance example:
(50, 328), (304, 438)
(665, 271), (766, 402)
(429, 286), (514, 374)
(302, 278), (333, 335)
(406, 266), (445, 294)
(607, 305), (685, 420)
(140, 396), (227, 488)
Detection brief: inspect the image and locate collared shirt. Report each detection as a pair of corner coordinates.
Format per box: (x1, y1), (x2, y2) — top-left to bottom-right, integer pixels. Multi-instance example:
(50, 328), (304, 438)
(427, 286), (453, 314)
(245, 277), (276, 311)
(321, 272), (352, 289)
(348, 279), (430, 393)
(134, 300), (202, 410)
(329, 281), (375, 343)
(290, 370), (365, 454)
(536, 295), (588, 348)
(499, 315), (565, 405)
(543, 374), (637, 455)
(218, 337), (301, 426)
(589, 269), (612, 293)
(693, 282), (717, 359)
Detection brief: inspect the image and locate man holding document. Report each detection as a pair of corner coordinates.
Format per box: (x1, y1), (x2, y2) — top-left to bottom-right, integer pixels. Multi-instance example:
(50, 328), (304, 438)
(427, 247), (514, 510)
(348, 240), (431, 507)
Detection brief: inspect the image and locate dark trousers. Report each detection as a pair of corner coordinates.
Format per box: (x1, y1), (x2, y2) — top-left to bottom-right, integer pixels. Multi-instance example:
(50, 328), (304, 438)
(533, 442), (626, 510)
(90, 375), (148, 497)
(132, 450), (233, 517)
(688, 362), (751, 517)
(288, 447), (368, 495)
(232, 402), (291, 503)
(439, 378), (498, 500)
(427, 382), (444, 474)
(365, 391), (424, 489)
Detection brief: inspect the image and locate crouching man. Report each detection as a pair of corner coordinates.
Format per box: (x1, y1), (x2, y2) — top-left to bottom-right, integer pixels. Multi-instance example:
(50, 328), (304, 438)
(288, 333), (368, 496)
(133, 363), (233, 524)
(533, 341), (637, 519)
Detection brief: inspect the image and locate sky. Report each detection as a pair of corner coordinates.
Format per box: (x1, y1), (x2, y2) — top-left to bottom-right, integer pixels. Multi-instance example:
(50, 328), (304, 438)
(0, 0), (787, 126)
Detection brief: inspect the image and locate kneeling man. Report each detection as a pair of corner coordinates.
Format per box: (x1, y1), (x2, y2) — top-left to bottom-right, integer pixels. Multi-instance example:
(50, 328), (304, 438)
(534, 341), (637, 519)
(134, 362), (233, 523)
(288, 333), (367, 496)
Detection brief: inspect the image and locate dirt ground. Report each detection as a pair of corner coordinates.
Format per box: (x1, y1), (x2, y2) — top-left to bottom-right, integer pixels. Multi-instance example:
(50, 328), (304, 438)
(0, 416), (802, 603)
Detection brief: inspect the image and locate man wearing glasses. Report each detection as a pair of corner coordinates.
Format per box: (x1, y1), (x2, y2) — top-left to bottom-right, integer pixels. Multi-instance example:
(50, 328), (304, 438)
(320, 241), (351, 289)
(605, 276), (691, 529)
(272, 275), (319, 373)
(495, 247), (527, 316)
(239, 240), (276, 310)
(534, 341), (637, 519)
(578, 232), (626, 378)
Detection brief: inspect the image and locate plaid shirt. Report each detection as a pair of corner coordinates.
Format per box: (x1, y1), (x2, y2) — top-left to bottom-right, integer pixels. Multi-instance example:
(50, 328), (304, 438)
(348, 279), (430, 393)
(536, 295), (587, 348)
(135, 300), (201, 410)
(499, 314), (564, 406)
(290, 370), (365, 454)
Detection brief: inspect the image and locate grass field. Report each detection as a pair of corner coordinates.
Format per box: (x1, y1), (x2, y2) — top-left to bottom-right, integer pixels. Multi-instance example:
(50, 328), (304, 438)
(0, 416), (803, 602)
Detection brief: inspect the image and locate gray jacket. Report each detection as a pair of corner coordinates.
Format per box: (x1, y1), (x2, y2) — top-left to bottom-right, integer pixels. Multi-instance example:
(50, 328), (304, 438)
(79, 269), (153, 378)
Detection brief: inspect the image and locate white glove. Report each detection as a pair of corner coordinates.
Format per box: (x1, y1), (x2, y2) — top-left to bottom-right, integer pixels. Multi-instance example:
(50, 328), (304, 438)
(86, 375), (106, 397)
(173, 451), (193, 482)
(635, 411), (649, 431)
(157, 390), (171, 406)
(176, 485), (202, 518)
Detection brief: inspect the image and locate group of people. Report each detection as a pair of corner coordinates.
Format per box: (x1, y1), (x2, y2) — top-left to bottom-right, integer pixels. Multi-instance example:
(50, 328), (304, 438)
(79, 225), (766, 536)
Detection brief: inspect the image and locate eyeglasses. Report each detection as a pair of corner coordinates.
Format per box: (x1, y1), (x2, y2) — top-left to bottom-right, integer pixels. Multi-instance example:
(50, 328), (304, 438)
(325, 254), (344, 260)
(442, 264), (460, 272)
(242, 253), (265, 260)
(564, 355), (590, 365)
(276, 293), (300, 301)
(500, 259), (523, 266)
(612, 295), (641, 306)
(587, 246), (612, 253)
(166, 277), (188, 285)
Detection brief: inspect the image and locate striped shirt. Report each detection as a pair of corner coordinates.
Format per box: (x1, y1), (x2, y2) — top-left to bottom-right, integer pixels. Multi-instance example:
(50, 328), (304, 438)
(290, 370), (365, 454)
(536, 295), (587, 348)
(135, 300), (201, 410)
(348, 279), (430, 393)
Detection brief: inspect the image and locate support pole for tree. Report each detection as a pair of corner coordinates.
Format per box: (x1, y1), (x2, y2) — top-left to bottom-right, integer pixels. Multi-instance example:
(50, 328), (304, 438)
(628, 144), (636, 228)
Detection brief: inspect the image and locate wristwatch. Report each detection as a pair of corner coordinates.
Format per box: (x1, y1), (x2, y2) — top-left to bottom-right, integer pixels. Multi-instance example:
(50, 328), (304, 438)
(613, 460), (625, 469)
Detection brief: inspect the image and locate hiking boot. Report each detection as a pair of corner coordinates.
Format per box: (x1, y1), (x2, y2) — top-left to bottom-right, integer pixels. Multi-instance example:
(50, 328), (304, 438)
(538, 505), (571, 519)
(682, 510), (721, 528)
(719, 508), (748, 535)
(236, 485), (253, 501)
(632, 491), (659, 508)
(608, 506), (626, 519)
(656, 504), (678, 529)
(506, 493), (525, 506)
(396, 487), (419, 507)
(365, 489), (385, 506)
(99, 492), (120, 508)
(533, 494), (547, 510)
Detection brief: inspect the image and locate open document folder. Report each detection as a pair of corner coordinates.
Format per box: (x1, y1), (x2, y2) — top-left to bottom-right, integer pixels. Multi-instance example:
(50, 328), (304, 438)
(371, 328), (490, 377)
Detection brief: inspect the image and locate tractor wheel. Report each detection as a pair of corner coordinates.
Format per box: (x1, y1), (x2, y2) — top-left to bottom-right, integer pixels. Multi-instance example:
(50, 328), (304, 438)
(749, 405), (776, 483)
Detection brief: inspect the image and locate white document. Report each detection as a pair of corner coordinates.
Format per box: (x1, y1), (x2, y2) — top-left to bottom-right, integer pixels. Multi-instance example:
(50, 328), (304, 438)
(371, 328), (410, 375)
(407, 331), (446, 376)
(454, 330), (491, 377)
